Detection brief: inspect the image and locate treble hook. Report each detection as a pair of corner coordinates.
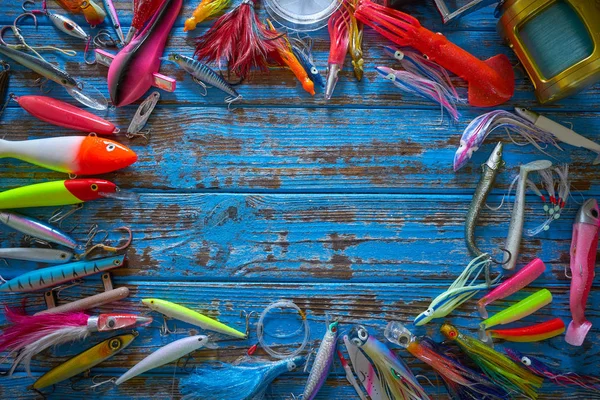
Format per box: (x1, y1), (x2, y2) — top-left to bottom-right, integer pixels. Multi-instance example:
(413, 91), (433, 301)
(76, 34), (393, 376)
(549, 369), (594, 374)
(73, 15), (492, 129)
(77, 226), (133, 260)
(49, 203), (83, 231)
(240, 310), (257, 337)
(159, 316), (180, 336)
(176, 353), (195, 373)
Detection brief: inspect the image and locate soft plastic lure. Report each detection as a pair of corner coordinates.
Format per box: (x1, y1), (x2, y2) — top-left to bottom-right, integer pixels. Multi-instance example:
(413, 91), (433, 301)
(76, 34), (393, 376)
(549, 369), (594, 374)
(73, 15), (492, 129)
(0, 247), (73, 263)
(12, 95), (119, 135)
(414, 253), (499, 326)
(0, 255), (125, 292)
(488, 318), (565, 343)
(0, 136), (137, 175)
(477, 258), (546, 318)
(326, 2), (350, 100)
(34, 332), (136, 389)
(385, 321), (509, 400)
(0, 308), (151, 374)
(289, 37), (324, 89)
(115, 335), (215, 385)
(142, 298), (247, 338)
(349, 325), (430, 400)
(0, 179), (119, 209)
(348, 0), (364, 81)
(343, 334), (387, 400)
(126, 0), (165, 44)
(303, 321), (339, 400)
(184, 0), (231, 32)
(440, 323), (543, 399)
(179, 357), (305, 400)
(0, 210), (78, 249)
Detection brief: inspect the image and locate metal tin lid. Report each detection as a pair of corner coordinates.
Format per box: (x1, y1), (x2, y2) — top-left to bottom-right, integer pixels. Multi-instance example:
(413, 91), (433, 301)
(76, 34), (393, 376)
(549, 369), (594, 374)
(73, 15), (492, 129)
(264, 0), (341, 31)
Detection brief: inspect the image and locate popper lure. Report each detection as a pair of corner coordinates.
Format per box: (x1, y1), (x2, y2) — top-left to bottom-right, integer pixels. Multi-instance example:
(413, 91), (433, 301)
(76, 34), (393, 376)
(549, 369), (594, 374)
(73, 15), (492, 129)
(33, 332), (136, 389)
(0, 247), (73, 263)
(385, 322), (509, 400)
(0, 136), (137, 175)
(0, 308), (151, 374)
(326, 2), (350, 100)
(115, 335), (215, 385)
(488, 318), (565, 343)
(142, 298), (247, 339)
(440, 323), (543, 399)
(414, 253), (500, 326)
(180, 357), (305, 400)
(302, 321), (339, 400)
(184, 0), (231, 32)
(0, 210), (78, 249)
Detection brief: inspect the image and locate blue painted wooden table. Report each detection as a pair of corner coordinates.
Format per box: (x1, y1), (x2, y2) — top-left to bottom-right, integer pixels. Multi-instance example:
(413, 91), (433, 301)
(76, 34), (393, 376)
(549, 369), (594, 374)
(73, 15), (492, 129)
(0, 1), (599, 398)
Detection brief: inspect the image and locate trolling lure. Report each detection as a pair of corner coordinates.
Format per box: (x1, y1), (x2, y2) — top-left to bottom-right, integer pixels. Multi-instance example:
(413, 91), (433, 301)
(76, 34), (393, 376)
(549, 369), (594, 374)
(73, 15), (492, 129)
(566, 198), (600, 346)
(142, 298), (247, 338)
(116, 335), (215, 385)
(0, 247), (73, 263)
(160, 53), (242, 104)
(127, 91), (160, 137)
(337, 349), (368, 400)
(355, 0), (514, 107)
(34, 332), (136, 389)
(0, 135), (137, 175)
(414, 253), (500, 326)
(477, 258), (546, 318)
(0, 210), (78, 249)
(289, 37), (324, 89)
(465, 143), (504, 258)
(0, 308), (151, 375)
(180, 356), (305, 400)
(0, 179), (120, 209)
(102, 0), (124, 44)
(454, 110), (561, 171)
(0, 61), (9, 117)
(440, 323), (543, 399)
(126, 0), (166, 44)
(326, 2), (350, 100)
(343, 334), (387, 400)
(488, 318), (565, 343)
(303, 321), (339, 400)
(184, 0), (231, 32)
(348, 0), (364, 81)
(0, 255), (125, 292)
(349, 325), (430, 400)
(527, 165), (571, 236)
(385, 321), (509, 400)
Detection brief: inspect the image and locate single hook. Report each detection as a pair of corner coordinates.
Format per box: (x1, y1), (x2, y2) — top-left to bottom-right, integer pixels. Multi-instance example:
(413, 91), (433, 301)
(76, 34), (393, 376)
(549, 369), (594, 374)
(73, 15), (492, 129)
(53, 279), (84, 300)
(77, 226), (133, 259)
(192, 77), (208, 96)
(70, 370), (92, 392)
(490, 248), (511, 266)
(22, 0), (46, 15)
(93, 30), (119, 48)
(176, 353), (195, 373)
(83, 36), (96, 65)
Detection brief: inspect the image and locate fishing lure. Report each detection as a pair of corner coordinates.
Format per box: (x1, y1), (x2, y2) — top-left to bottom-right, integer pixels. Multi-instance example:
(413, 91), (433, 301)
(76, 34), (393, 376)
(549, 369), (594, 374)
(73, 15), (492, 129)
(179, 357), (305, 400)
(348, 0), (364, 81)
(454, 110), (562, 171)
(142, 298), (247, 339)
(125, 0), (165, 44)
(349, 325), (430, 400)
(0, 255), (125, 292)
(566, 198), (600, 346)
(355, 0), (514, 107)
(440, 323), (543, 399)
(414, 253), (500, 326)
(35, 287), (130, 315)
(194, 0), (285, 79)
(385, 321), (509, 400)
(303, 320), (339, 400)
(343, 334), (387, 400)
(0, 135), (137, 175)
(0, 308), (151, 374)
(289, 37), (324, 89)
(127, 91), (160, 137)
(102, 0), (125, 44)
(0, 61), (9, 117)
(0, 247), (73, 263)
(0, 210), (78, 249)
(525, 165), (571, 236)
(488, 318), (565, 343)
(34, 332), (136, 389)
(108, 0), (181, 107)
(160, 54), (242, 104)
(503, 160), (553, 270)
(115, 335), (215, 385)
(11, 95), (119, 135)
(465, 142), (504, 258)
(337, 349), (368, 400)
(477, 258), (546, 318)
(326, 3), (350, 100)
(0, 179), (119, 209)
(184, 0), (231, 32)
(506, 348), (600, 391)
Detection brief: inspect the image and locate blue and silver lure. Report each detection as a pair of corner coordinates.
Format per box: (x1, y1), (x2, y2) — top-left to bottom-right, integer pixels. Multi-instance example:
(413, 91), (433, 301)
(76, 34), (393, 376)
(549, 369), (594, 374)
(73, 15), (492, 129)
(302, 320), (339, 400)
(289, 37), (325, 89)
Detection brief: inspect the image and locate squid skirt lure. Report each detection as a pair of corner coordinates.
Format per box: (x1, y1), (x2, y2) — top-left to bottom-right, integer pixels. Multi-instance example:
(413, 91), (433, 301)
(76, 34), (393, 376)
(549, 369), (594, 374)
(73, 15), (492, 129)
(179, 356), (305, 400)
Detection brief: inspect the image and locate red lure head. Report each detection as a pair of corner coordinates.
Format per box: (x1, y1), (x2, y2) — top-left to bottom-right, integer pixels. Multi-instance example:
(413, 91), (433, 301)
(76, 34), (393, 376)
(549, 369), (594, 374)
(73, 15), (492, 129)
(78, 136), (138, 175)
(92, 314), (153, 332)
(64, 179), (117, 202)
(132, 0), (165, 29)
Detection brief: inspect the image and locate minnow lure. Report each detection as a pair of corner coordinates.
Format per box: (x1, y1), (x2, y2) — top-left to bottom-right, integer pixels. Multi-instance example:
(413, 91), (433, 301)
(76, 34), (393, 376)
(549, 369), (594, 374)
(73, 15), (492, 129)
(184, 0), (231, 32)
(477, 258), (546, 318)
(385, 321), (509, 400)
(12, 95), (119, 135)
(160, 54), (242, 104)
(0, 308), (151, 374)
(102, 0), (125, 44)
(488, 318), (565, 343)
(465, 142), (503, 258)
(116, 335), (215, 385)
(0, 247), (73, 263)
(0, 211), (78, 249)
(0, 255), (125, 292)
(142, 298), (247, 339)
(348, 0), (364, 81)
(44, 10), (90, 41)
(127, 91), (160, 137)
(337, 349), (368, 400)
(440, 323), (543, 399)
(0, 136), (137, 175)
(303, 321), (339, 400)
(454, 110), (561, 171)
(414, 253), (500, 326)
(34, 332), (136, 389)
(506, 348), (600, 391)
(343, 334), (387, 400)
(566, 198), (600, 346)
(125, 0), (165, 44)
(52, 0), (106, 26)
(180, 356), (305, 400)
(289, 37), (324, 89)
(349, 325), (430, 400)
(0, 61), (9, 117)
(0, 179), (118, 209)
(326, 3), (350, 100)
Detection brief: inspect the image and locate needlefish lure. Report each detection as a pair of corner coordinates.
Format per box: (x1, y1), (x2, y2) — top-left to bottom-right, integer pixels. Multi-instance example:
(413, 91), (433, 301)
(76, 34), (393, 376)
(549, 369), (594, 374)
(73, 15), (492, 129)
(0, 211), (78, 249)
(302, 321), (339, 400)
(0, 247), (73, 263)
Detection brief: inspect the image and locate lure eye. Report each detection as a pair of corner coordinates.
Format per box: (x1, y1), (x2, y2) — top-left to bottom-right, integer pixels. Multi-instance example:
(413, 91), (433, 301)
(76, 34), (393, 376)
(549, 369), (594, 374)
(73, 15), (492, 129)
(175, 55), (180, 60)
(61, 79), (67, 85)
(288, 362), (296, 371)
(358, 328), (368, 341)
(331, 326), (337, 333)
(106, 144), (116, 152)
(109, 339), (121, 350)
(106, 317), (116, 328)
(385, 73), (395, 81)
(91, 184), (98, 191)
(591, 208), (598, 218)
(424, 308), (433, 316)
(351, 337), (362, 346)
(310, 67), (318, 75)
(394, 51), (402, 59)
(449, 330), (457, 338)
(521, 357), (531, 366)
(64, 22), (75, 31)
